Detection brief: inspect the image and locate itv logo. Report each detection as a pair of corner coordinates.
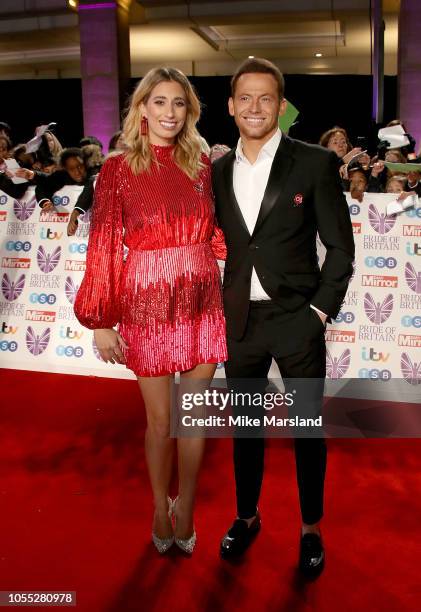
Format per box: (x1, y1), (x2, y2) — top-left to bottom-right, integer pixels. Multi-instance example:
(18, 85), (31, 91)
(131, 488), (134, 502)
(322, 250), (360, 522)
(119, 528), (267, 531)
(361, 347), (390, 363)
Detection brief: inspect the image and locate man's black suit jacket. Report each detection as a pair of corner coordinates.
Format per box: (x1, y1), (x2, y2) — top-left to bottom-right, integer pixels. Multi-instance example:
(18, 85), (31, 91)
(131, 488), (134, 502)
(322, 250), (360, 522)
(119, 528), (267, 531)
(212, 134), (355, 340)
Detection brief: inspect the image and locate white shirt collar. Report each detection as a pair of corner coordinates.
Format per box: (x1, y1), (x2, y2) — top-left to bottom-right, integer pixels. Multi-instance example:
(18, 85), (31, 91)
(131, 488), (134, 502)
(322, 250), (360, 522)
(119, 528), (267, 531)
(235, 128), (282, 164)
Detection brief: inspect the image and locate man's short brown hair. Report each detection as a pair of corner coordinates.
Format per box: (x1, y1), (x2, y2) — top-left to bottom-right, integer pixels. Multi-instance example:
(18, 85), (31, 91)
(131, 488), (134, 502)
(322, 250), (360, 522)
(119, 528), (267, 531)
(231, 58), (285, 99)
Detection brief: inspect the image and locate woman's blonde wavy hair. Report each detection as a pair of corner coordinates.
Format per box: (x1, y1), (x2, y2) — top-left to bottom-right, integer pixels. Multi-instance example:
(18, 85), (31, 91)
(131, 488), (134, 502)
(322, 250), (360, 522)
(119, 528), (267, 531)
(122, 67), (205, 179)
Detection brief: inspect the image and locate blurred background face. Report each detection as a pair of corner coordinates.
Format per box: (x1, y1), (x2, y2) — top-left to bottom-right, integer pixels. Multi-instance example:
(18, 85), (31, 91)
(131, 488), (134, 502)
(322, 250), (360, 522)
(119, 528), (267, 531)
(64, 156), (86, 183)
(141, 80), (187, 146)
(349, 170), (367, 193)
(229, 72), (284, 142)
(327, 131), (348, 158)
(385, 150), (402, 163)
(386, 178), (405, 193)
(115, 133), (127, 151)
(408, 170), (421, 184)
(0, 137), (9, 159)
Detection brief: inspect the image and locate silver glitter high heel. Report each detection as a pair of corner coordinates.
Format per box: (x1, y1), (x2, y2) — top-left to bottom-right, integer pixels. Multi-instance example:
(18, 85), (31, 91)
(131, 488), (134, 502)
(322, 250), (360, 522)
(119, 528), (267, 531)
(172, 496), (197, 554)
(151, 496), (174, 554)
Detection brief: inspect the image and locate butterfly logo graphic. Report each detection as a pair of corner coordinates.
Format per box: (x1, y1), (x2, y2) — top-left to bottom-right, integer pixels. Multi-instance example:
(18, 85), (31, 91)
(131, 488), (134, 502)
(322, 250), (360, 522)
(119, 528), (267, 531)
(363, 293), (393, 324)
(26, 326), (50, 356)
(1, 273), (25, 301)
(368, 204), (396, 234)
(92, 337), (104, 362)
(404, 262), (421, 294)
(79, 209), (91, 224)
(13, 197), (36, 221)
(65, 276), (79, 305)
(400, 353), (421, 386)
(37, 245), (61, 273)
(326, 348), (351, 379)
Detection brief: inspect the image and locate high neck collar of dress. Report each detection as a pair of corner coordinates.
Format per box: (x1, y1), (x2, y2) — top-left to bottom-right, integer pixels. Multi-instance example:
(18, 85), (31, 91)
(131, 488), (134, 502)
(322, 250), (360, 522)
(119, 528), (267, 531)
(150, 143), (175, 157)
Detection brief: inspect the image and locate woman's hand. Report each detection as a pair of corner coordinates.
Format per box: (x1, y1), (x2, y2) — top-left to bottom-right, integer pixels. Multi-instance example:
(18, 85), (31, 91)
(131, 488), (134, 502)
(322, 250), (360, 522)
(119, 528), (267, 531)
(41, 200), (55, 212)
(339, 164), (348, 180)
(371, 160), (385, 177)
(15, 168), (35, 181)
(94, 328), (129, 364)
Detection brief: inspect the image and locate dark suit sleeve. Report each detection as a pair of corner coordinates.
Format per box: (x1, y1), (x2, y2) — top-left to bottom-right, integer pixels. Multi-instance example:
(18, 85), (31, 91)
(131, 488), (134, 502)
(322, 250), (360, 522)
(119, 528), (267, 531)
(311, 151), (355, 318)
(74, 177), (95, 213)
(35, 170), (67, 207)
(0, 173), (29, 199)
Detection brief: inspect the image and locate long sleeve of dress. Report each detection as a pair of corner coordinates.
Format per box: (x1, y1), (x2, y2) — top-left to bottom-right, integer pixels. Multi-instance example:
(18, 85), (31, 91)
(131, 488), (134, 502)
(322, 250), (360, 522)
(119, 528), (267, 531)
(74, 155), (124, 329)
(210, 224), (227, 260)
(200, 155), (227, 260)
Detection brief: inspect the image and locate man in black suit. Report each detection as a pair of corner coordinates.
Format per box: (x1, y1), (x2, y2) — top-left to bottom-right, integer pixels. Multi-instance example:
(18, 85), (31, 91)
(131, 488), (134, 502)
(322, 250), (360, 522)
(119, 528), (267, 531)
(212, 58), (355, 576)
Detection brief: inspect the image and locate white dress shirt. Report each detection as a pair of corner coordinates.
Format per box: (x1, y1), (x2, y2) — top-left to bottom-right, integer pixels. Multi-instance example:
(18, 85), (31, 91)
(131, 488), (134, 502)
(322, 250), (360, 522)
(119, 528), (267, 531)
(232, 128), (326, 318)
(233, 129), (281, 300)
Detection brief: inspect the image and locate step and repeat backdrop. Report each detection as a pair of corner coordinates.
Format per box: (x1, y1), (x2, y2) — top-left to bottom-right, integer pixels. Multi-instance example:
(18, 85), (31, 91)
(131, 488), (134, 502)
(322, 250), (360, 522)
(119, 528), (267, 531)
(0, 186), (420, 394)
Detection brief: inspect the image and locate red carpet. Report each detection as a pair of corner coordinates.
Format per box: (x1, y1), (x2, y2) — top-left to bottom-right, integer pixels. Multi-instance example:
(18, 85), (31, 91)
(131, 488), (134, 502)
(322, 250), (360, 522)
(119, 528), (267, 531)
(0, 368), (420, 612)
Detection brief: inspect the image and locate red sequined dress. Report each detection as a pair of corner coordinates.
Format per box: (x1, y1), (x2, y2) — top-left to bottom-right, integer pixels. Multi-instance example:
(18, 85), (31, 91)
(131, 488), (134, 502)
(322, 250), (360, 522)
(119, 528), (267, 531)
(74, 146), (227, 376)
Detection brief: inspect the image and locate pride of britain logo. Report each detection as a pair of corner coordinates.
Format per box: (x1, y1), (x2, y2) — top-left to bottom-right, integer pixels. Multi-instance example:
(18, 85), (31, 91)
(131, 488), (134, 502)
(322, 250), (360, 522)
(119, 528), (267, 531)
(405, 262), (421, 294)
(13, 197), (36, 221)
(400, 353), (421, 385)
(25, 326), (50, 356)
(368, 204), (396, 234)
(363, 293), (393, 324)
(65, 276), (79, 304)
(326, 348), (351, 379)
(36, 246), (61, 273)
(1, 273), (25, 301)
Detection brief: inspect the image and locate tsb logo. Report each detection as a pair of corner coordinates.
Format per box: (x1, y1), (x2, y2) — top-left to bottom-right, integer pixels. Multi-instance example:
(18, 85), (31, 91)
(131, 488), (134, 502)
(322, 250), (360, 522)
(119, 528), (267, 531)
(334, 311), (355, 324)
(0, 340), (18, 352)
(401, 315), (421, 329)
(52, 195), (71, 207)
(358, 368), (391, 380)
(405, 208), (421, 219)
(364, 256), (397, 269)
(348, 203), (360, 216)
(56, 345), (84, 357)
(6, 241), (31, 252)
(29, 293), (57, 305)
(68, 243), (88, 254)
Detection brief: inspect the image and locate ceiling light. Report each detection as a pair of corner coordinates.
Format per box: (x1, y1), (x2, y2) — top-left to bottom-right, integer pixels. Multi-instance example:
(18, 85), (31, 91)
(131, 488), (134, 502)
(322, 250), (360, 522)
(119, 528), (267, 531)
(315, 52), (323, 57)
(248, 55), (255, 59)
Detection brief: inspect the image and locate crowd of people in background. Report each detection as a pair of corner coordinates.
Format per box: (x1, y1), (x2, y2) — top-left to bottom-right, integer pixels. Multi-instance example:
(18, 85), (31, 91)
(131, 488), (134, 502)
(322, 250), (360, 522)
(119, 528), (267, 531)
(0, 117), (420, 225)
(318, 122), (421, 201)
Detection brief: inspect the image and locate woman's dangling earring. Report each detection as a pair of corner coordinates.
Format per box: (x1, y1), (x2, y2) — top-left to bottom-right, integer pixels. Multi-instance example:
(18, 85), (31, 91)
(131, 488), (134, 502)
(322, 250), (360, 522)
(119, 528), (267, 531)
(140, 116), (148, 136)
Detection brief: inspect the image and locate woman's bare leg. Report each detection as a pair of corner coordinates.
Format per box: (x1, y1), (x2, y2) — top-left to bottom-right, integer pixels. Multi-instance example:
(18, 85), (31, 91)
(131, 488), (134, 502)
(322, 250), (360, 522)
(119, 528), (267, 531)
(138, 375), (175, 539)
(175, 363), (217, 538)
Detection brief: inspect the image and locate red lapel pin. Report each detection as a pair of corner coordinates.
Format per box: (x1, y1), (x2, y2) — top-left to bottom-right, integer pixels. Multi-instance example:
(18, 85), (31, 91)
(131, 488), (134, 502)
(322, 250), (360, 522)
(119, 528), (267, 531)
(293, 193), (304, 206)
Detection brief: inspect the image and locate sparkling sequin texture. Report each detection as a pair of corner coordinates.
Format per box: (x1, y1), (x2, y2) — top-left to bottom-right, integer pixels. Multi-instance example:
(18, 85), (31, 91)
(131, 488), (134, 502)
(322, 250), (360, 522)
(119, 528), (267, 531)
(74, 146), (227, 377)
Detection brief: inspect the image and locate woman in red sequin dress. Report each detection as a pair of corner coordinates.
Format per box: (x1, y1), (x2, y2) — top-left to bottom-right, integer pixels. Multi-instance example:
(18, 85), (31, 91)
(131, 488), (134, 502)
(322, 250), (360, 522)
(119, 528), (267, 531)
(74, 68), (227, 554)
